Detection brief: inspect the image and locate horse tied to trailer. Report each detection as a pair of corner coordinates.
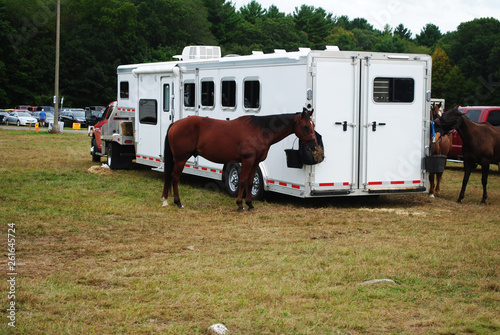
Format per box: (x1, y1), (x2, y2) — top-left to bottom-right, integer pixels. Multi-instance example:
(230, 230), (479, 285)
(436, 106), (500, 204)
(428, 102), (453, 198)
(162, 108), (324, 211)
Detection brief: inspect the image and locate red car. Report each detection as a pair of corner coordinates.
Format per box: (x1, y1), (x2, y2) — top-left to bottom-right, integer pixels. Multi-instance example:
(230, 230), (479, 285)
(447, 106), (500, 161)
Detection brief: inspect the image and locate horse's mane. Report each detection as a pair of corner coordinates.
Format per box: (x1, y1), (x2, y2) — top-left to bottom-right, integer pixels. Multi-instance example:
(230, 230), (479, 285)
(440, 107), (463, 131)
(246, 113), (298, 131)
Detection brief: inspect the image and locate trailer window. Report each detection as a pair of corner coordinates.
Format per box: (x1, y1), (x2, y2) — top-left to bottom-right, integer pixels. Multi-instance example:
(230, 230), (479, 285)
(244, 79), (260, 109)
(163, 84), (170, 112)
(139, 99), (157, 125)
(184, 83), (195, 107)
(201, 80), (215, 107)
(120, 81), (129, 99)
(373, 78), (414, 103)
(221, 79), (236, 108)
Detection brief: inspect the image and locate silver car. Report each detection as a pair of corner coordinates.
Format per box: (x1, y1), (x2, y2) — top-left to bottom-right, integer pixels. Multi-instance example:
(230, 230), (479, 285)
(4, 111), (38, 126)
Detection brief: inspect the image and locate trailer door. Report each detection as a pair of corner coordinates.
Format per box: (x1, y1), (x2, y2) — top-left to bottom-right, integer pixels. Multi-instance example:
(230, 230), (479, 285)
(312, 56), (360, 194)
(360, 58), (427, 192)
(136, 75), (173, 165)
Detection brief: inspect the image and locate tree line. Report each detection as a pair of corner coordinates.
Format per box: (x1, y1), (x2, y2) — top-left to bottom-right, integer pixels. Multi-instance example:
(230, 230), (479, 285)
(1, 0), (499, 108)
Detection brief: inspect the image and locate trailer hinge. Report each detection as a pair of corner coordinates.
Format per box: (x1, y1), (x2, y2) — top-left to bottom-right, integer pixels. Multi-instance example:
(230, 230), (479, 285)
(364, 56), (371, 66)
(309, 63), (317, 76)
(351, 55), (358, 65)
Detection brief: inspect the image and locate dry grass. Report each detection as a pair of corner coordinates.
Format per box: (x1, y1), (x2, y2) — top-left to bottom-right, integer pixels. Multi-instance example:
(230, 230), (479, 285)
(0, 128), (499, 334)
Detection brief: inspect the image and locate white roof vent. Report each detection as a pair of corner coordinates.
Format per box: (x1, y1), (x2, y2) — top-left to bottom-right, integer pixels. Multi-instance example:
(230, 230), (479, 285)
(252, 51), (264, 55)
(274, 49), (286, 54)
(325, 45), (340, 51)
(181, 46), (221, 60)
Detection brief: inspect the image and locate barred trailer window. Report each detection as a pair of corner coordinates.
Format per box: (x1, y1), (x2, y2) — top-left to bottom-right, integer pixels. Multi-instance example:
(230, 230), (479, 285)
(373, 78), (414, 103)
(139, 99), (157, 125)
(221, 79), (236, 108)
(184, 83), (195, 107)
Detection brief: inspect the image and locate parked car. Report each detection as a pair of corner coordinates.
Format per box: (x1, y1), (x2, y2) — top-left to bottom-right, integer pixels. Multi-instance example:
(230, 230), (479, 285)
(85, 106), (105, 126)
(37, 106), (55, 113)
(59, 109), (87, 128)
(32, 111), (55, 126)
(0, 111), (9, 123)
(4, 110), (38, 126)
(448, 106), (500, 160)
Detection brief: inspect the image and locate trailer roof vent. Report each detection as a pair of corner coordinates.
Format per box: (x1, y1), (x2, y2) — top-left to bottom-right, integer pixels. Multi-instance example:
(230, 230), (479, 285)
(181, 46), (221, 60)
(325, 45), (340, 51)
(252, 51), (264, 56)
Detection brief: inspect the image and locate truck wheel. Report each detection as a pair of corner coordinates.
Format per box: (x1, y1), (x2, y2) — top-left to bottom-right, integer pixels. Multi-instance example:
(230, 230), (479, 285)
(107, 142), (131, 169)
(91, 137), (100, 162)
(224, 163), (264, 200)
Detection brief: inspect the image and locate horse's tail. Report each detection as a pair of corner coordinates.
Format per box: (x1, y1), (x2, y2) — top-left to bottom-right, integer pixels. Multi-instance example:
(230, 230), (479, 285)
(162, 124), (174, 205)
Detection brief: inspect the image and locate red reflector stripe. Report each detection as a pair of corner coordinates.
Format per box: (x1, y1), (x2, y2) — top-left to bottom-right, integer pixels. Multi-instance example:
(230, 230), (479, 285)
(292, 184), (300, 189)
(391, 181), (404, 185)
(368, 181), (383, 185)
(319, 183), (334, 187)
(413, 180), (421, 184)
(279, 182), (287, 186)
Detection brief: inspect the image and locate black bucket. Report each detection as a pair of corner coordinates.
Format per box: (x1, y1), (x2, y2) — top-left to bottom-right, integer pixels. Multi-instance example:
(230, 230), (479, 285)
(285, 149), (303, 169)
(425, 155), (447, 173)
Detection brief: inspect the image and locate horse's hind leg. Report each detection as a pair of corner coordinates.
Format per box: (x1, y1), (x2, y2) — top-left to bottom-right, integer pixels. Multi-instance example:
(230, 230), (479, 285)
(171, 160), (186, 209)
(245, 164), (259, 211)
(435, 172), (443, 195)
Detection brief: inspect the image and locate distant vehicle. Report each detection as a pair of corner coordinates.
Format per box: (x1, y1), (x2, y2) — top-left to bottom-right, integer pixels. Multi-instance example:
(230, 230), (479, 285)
(59, 109), (87, 127)
(37, 106), (55, 113)
(32, 111), (55, 126)
(448, 106), (500, 161)
(4, 110), (38, 126)
(0, 111), (9, 123)
(85, 106), (105, 126)
(15, 105), (30, 110)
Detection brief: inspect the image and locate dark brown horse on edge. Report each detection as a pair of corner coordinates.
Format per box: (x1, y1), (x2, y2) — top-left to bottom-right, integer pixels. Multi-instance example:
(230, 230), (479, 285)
(162, 108), (324, 211)
(429, 103), (453, 197)
(435, 106), (500, 204)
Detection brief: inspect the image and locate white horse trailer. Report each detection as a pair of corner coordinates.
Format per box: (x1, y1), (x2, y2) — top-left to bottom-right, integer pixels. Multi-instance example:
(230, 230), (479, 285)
(115, 46), (432, 198)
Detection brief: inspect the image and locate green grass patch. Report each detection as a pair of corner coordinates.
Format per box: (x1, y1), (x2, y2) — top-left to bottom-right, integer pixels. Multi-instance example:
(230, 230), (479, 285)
(0, 128), (499, 334)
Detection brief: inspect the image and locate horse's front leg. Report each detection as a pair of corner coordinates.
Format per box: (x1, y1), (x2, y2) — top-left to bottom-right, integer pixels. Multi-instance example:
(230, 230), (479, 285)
(236, 162), (253, 212)
(480, 163), (490, 205)
(429, 173), (435, 198)
(457, 161), (473, 203)
(244, 164), (259, 211)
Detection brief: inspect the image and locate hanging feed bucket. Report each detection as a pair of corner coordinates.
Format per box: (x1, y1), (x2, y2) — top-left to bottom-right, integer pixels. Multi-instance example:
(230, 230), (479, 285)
(425, 155), (447, 173)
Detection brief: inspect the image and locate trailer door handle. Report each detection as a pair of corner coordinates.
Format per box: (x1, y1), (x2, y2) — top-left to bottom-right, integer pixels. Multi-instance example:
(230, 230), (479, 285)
(335, 121), (348, 131)
(371, 121), (386, 131)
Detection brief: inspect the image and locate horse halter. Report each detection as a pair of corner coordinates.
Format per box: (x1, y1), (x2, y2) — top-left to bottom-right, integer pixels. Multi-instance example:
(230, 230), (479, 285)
(294, 114), (317, 142)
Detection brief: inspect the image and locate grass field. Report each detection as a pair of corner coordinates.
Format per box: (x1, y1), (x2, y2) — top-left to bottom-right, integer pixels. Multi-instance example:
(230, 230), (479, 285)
(0, 128), (499, 334)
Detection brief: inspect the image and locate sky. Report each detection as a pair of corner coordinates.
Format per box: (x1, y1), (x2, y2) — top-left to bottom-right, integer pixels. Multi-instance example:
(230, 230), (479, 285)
(231, 0), (500, 37)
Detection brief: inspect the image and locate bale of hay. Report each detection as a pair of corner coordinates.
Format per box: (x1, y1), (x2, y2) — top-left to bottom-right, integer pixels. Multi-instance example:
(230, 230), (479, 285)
(88, 165), (114, 176)
(121, 122), (133, 136)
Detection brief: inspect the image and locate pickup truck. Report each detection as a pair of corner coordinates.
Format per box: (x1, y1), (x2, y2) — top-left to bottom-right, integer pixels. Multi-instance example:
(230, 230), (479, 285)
(448, 106), (500, 160)
(89, 101), (135, 169)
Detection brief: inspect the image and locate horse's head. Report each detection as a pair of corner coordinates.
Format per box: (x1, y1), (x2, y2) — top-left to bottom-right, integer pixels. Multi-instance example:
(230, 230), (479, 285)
(294, 108), (324, 164)
(431, 102), (442, 120)
(435, 106), (463, 134)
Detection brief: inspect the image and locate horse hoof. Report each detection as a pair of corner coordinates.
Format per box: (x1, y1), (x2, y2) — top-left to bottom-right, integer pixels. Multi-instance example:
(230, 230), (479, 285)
(237, 207), (245, 213)
(248, 206), (255, 211)
(162, 198), (169, 207)
(429, 194), (435, 198)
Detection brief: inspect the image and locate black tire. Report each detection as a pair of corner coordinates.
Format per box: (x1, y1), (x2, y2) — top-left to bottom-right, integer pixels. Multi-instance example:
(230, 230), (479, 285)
(91, 137), (100, 162)
(224, 163), (264, 200)
(16, 120), (20, 126)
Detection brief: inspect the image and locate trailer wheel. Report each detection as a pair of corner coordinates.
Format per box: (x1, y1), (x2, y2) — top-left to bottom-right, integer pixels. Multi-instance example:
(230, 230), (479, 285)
(91, 137), (100, 162)
(224, 163), (264, 200)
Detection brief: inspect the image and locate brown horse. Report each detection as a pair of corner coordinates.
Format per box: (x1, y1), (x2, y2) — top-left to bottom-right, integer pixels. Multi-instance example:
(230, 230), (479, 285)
(436, 106), (500, 204)
(162, 108), (324, 211)
(429, 103), (453, 197)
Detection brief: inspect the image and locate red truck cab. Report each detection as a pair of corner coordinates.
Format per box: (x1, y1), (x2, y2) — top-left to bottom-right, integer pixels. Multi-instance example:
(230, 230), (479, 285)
(448, 106), (500, 160)
(90, 101), (116, 156)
